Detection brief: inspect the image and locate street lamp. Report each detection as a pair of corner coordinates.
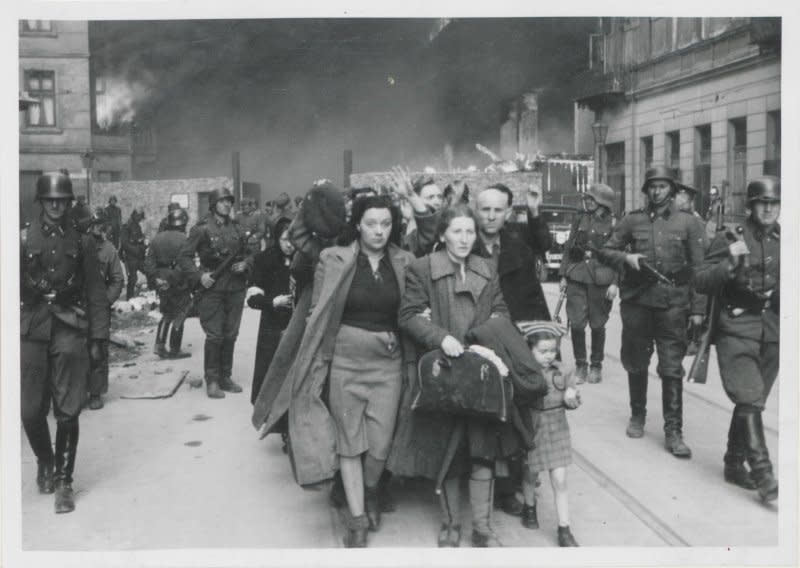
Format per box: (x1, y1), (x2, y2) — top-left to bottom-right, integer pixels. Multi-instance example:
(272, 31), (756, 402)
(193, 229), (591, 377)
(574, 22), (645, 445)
(591, 121), (608, 183)
(80, 149), (96, 206)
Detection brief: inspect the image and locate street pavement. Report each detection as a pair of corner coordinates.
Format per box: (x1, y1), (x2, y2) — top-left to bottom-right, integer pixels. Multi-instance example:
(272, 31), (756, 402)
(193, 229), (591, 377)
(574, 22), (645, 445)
(20, 283), (780, 551)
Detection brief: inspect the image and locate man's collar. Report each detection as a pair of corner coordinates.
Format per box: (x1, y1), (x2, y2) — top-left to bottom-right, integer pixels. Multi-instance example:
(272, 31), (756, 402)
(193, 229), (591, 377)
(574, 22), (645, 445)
(646, 200), (674, 220)
(39, 214), (65, 236)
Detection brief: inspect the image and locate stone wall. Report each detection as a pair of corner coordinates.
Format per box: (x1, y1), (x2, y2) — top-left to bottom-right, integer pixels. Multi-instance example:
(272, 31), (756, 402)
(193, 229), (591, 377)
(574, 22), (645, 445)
(91, 177), (233, 239)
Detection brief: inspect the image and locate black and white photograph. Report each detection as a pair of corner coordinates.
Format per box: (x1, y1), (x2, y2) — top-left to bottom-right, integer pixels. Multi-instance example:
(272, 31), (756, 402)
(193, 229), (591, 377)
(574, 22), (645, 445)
(3, 3), (798, 567)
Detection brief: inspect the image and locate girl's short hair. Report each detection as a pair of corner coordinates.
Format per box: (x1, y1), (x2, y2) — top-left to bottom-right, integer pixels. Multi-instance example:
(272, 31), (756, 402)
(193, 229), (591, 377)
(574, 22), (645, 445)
(435, 203), (478, 241)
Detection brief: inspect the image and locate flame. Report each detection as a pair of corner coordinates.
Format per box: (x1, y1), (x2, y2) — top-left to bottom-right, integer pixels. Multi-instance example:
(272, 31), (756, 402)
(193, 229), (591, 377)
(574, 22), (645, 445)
(96, 77), (150, 130)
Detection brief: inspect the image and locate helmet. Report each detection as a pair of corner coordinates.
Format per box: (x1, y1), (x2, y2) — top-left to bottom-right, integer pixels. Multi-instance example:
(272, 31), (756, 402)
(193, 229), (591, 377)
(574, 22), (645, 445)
(209, 187), (235, 208)
(640, 166), (678, 193)
(585, 183), (616, 211)
(93, 207), (109, 227)
(167, 208), (189, 228)
(746, 176), (780, 203)
(676, 183), (698, 196)
(36, 171), (74, 200)
(167, 201), (181, 212)
(71, 202), (93, 232)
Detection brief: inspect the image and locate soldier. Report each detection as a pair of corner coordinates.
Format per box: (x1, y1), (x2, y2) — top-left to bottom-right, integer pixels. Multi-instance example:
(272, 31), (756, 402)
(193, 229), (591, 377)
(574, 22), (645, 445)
(20, 172), (109, 513)
(86, 208), (124, 410)
(120, 207), (147, 299)
(695, 176), (780, 503)
(237, 198), (268, 251)
(104, 195), (122, 249)
(599, 166), (706, 458)
(145, 208), (192, 359)
(558, 183), (619, 384)
(157, 202), (182, 233)
(179, 187), (255, 398)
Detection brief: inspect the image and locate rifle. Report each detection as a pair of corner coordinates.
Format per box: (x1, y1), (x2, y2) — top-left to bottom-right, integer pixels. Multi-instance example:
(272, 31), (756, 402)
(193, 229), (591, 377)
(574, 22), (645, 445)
(553, 288), (567, 324)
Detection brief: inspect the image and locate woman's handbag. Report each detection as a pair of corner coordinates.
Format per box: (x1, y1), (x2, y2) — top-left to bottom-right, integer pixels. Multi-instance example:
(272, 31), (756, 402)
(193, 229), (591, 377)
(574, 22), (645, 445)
(412, 349), (513, 422)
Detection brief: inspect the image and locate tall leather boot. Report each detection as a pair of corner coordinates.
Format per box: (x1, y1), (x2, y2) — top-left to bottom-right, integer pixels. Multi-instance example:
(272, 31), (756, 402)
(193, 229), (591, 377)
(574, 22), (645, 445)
(470, 477), (502, 547)
(53, 419), (79, 514)
(23, 417), (54, 494)
(168, 322), (191, 359)
(741, 408), (778, 503)
(571, 327), (588, 384)
(588, 328), (605, 383)
(662, 378), (691, 458)
(154, 318), (170, 358)
(218, 338), (242, 393)
(626, 372), (648, 438)
(724, 413), (757, 490)
(204, 340), (225, 399)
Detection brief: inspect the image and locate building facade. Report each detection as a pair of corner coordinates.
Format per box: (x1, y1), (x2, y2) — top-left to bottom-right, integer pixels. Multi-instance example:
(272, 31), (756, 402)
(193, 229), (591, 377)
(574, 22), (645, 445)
(574, 17), (780, 219)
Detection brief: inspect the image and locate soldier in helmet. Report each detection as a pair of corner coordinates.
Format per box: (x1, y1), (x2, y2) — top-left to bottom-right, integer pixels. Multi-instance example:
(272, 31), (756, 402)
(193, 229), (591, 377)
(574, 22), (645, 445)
(145, 208), (192, 359)
(157, 202), (183, 233)
(120, 207), (147, 299)
(599, 166), (706, 458)
(237, 198), (268, 251)
(20, 171), (109, 513)
(178, 187), (256, 398)
(558, 183), (619, 384)
(695, 176), (780, 503)
(104, 195), (122, 249)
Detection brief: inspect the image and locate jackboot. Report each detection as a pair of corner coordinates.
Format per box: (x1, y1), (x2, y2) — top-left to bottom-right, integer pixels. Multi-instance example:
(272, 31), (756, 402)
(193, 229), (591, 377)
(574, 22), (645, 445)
(342, 511), (369, 548)
(470, 477), (503, 547)
(154, 319), (170, 358)
(626, 372), (648, 438)
(662, 378), (691, 458)
(23, 417), (55, 494)
(588, 328), (605, 383)
(365, 485), (381, 532)
(741, 409), (778, 503)
(168, 323), (191, 359)
(204, 341), (225, 399)
(53, 419), (79, 514)
(571, 328), (587, 384)
(724, 413), (757, 490)
(218, 338), (243, 393)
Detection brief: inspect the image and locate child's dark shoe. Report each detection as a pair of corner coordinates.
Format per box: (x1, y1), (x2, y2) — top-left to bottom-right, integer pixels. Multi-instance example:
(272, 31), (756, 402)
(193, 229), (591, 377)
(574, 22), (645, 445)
(521, 504), (539, 529)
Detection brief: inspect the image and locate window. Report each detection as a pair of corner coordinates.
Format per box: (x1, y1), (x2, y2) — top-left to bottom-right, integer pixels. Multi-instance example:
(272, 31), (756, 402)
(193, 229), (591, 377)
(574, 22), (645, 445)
(24, 70), (56, 127)
(666, 131), (680, 177)
(728, 118), (747, 221)
(21, 20), (53, 33)
(694, 124), (712, 212)
(765, 110), (781, 176)
(640, 136), (654, 180)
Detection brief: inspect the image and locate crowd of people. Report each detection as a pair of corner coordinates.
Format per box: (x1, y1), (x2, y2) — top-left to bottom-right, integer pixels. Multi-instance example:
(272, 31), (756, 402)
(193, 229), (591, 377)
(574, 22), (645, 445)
(19, 166), (780, 549)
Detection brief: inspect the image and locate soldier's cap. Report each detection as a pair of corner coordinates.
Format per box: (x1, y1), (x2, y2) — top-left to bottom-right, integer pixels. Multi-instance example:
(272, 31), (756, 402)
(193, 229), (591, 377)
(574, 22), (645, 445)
(676, 183), (698, 195)
(516, 320), (568, 342)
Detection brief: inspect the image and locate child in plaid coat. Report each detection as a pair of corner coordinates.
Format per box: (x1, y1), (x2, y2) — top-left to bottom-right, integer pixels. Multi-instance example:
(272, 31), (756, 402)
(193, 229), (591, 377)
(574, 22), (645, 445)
(517, 321), (581, 547)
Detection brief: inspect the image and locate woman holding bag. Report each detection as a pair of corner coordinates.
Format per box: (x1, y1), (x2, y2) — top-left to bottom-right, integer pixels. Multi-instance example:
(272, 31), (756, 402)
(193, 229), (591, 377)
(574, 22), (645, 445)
(387, 203), (517, 548)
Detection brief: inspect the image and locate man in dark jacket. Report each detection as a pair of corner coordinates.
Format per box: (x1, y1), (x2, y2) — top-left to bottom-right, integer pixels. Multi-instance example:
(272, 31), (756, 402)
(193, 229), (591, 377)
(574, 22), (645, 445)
(104, 195), (122, 248)
(20, 172), (110, 514)
(120, 208), (147, 299)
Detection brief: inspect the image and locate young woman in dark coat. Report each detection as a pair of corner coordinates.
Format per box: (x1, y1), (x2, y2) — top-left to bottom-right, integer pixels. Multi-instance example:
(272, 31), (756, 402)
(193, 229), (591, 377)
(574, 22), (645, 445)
(246, 218), (295, 404)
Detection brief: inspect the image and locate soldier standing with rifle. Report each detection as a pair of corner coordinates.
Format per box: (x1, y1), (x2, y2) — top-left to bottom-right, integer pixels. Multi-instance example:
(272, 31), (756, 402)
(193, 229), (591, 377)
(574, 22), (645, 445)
(694, 176), (780, 503)
(599, 166), (706, 458)
(145, 208), (192, 359)
(120, 207), (147, 300)
(179, 187), (255, 399)
(558, 183), (619, 384)
(20, 172), (109, 513)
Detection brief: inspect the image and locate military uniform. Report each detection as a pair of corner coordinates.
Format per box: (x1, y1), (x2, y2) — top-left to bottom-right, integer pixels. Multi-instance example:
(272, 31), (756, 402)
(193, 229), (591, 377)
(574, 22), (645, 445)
(120, 214), (147, 299)
(237, 210), (268, 251)
(179, 210), (255, 394)
(601, 195), (706, 455)
(694, 176), (780, 502)
(21, 206), (109, 511)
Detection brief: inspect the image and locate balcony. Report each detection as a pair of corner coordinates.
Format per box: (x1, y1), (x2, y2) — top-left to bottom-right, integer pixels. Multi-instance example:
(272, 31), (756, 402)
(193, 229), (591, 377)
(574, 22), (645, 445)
(573, 67), (629, 110)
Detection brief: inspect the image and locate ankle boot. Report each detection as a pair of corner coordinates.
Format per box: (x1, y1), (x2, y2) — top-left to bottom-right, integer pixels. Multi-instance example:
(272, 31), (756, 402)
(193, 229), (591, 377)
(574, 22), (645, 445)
(365, 485), (381, 532)
(742, 410), (778, 503)
(724, 413), (757, 490)
(571, 328), (587, 384)
(54, 420), (79, 514)
(662, 378), (691, 458)
(589, 328), (605, 383)
(470, 477), (503, 547)
(342, 511), (369, 548)
(168, 323), (191, 359)
(23, 417), (55, 493)
(218, 339), (242, 393)
(557, 525), (579, 547)
(204, 341), (225, 399)
(588, 365), (602, 384)
(37, 461), (55, 494)
(521, 504), (539, 529)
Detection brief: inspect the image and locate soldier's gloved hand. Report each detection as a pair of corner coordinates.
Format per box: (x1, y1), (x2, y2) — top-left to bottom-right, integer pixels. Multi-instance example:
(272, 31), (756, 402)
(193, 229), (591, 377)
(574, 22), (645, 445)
(559, 277), (568, 292)
(200, 272), (216, 289)
(689, 314), (704, 328)
(441, 335), (464, 357)
(89, 340), (104, 363)
(625, 253), (646, 271)
(231, 261), (249, 274)
(605, 283), (618, 301)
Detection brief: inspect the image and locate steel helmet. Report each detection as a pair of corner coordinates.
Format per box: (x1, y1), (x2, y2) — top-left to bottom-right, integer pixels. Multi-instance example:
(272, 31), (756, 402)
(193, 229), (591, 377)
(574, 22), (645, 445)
(167, 201), (181, 212)
(585, 183), (616, 211)
(209, 187), (235, 208)
(746, 176), (780, 203)
(676, 183), (698, 196)
(36, 171), (74, 200)
(70, 202), (93, 232)
(640, 166), (678, 193)
(167, 208), (189, 228)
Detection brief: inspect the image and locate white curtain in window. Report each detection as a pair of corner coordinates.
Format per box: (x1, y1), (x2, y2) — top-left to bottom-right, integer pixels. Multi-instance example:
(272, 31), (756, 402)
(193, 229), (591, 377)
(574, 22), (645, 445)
(42, 98), (54, 125)
(28, 104), (40, 126)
